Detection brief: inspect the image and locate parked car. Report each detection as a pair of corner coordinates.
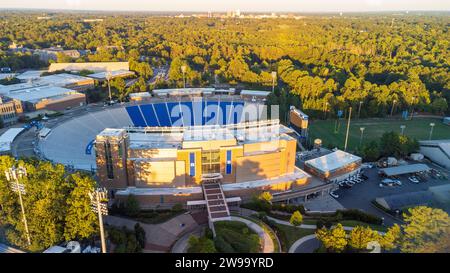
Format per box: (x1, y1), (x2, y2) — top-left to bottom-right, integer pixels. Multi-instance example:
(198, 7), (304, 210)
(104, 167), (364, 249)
(344, 181), (354, 187)
(329, 191), (339, 199)
(408, 176), (420, 184)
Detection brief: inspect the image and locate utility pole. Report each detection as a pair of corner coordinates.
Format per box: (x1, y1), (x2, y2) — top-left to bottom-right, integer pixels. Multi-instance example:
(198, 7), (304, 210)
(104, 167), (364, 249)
(390, 99), (396, 117)
(5, 167), (31, 246)
(89, 188), (108, 253)
(357, 101), (363, 119)
(344, 107), (352, 151)
(271, 71), (277, 93)
(181, 65), (187, 88)
(106, 71), (112, 103)
(429, 123), (435, 140)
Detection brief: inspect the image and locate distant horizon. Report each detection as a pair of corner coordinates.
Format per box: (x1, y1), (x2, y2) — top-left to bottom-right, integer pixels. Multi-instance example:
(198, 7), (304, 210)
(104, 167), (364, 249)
(0, 8), (449, 14)
(1, 0), (449, 13)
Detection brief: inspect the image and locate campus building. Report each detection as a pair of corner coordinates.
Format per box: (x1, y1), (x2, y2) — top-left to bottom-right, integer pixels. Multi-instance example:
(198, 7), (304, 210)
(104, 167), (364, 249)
(0, 97), (23, 126)
(304, 150), (362, 182)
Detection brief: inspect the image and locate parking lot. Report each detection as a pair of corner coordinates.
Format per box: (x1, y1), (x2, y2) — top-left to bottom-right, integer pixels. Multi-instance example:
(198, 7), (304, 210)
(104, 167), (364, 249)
(334, 163), (450, 226)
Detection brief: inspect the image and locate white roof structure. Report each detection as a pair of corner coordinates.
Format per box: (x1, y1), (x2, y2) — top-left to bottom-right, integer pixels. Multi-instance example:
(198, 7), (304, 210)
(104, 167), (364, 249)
(31, 73), (93, 87)
(87, 69), (135, 80)
(240, 90), (270, 97)
(0, 85), (78, 103)
(380, 164), (431, 177)
(0, 128), (25, 152)
(129, 92), (151, 99)
(305, 150), (362, 173)
(49, 62), (129, 73)
(16, 70), (47, 81)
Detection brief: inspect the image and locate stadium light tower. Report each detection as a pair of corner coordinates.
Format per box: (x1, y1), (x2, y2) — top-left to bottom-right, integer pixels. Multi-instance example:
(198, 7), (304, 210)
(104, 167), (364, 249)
(344, 107), (352, 151)
(181, 65), (187, 88)
(429, 123), (435, 140)
(359, 127), (365, 146)
(271, 71), (277, 93)
(5, 167), (31, 246)
(106, 71), (113, 103)
(390, 99), (397, 117)
(89, 188), (109, 253)
(400, 125), (406, 135)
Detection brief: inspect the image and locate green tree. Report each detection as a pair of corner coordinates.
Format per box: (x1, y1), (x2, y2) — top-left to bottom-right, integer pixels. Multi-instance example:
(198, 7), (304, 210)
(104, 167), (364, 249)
(289, 211), (303, 226)
(124, 194), (140, 217)
(315, 224), (347, 253)
(401, 206), (450, 253)
(348, 226), (380, 251)
(188, 235), (217, 253)
(63, 173), (97, 241)
(258, 191), (273, 204)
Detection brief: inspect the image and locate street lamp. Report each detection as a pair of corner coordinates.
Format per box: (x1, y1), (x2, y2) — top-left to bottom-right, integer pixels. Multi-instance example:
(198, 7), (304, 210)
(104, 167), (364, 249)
(271, 71), (277, 93)
(400, 125), (406, 135)
(89, 188), (109, 253)
(429, 123), (435, 140)
(181, 65), (187, 88)
(359, 127), (365, 146)
(106, 71), (113, 103)
(390, 99), (397, 117)
(357, 101), (363, 119)
(5, 167), (31, 246)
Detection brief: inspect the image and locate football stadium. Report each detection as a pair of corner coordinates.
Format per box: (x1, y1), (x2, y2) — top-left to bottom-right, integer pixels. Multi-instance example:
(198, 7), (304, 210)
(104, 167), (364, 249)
(38, 88), (340, 222)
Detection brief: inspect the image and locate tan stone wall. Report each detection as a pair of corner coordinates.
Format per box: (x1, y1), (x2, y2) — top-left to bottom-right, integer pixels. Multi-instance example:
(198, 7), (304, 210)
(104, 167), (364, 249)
(290, 111), (308, 129)
(133, 160), (186, 187)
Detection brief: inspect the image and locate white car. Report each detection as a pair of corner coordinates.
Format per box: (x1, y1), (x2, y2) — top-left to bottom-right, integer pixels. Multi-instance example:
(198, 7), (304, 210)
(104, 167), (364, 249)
(329, 191), (339, 198)
(408, 176), (420, 184)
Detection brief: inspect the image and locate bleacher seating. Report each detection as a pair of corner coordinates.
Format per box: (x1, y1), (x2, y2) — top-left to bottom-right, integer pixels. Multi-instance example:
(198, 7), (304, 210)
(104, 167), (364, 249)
(125, 100), (264, 127)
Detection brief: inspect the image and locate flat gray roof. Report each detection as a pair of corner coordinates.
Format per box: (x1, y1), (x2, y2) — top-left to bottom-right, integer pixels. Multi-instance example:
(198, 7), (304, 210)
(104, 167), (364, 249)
(1, 85), (78, 103)
(88, 69), (135, 80)
(240, 90), (270, 97)
(380, 163), (431, 176)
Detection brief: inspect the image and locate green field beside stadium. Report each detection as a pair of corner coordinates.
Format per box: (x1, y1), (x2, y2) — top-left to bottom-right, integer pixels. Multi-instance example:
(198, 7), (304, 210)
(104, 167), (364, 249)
(308, 117), (450, 151)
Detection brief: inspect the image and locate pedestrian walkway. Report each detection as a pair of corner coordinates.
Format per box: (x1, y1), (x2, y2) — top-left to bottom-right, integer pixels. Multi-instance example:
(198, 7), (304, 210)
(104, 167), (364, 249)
(171, 225), (204, 253)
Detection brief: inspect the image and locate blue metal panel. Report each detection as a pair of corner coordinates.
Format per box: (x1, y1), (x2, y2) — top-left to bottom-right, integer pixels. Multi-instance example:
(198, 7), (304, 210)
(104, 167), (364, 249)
(167, 102), (182, 126)
(140, 104), (159, 126)
(226, 150), (232, 174)
(153, 103), (171, 126)
(189, 152), (196, 176)
(126, 106), (146, 127)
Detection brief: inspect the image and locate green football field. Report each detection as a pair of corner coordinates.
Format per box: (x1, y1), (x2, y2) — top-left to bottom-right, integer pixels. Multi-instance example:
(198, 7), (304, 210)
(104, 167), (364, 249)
(308, 117), (450, 151)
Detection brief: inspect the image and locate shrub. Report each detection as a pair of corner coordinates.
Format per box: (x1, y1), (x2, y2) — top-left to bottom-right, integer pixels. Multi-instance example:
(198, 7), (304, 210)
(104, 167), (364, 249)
(337, 209), (382, 225)
(289, 211), (303, 226)
(172, 203), (183, 212)
(124, 195), (140, 217)
(214, 235), (234, 253)
(134, 223), (146, 249)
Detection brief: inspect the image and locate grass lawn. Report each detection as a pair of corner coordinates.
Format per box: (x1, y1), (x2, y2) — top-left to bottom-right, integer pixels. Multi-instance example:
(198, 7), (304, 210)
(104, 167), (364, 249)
(308, 117), (450, 151)
(273, 223), (316, 249)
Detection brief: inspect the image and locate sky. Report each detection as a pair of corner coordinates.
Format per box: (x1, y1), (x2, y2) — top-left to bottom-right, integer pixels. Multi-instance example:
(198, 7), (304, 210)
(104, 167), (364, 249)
(0, 0), (449, 12)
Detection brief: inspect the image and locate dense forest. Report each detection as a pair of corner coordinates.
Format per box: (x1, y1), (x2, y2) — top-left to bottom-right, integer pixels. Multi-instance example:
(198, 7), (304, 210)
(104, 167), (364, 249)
(0, 12), (448, 118)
